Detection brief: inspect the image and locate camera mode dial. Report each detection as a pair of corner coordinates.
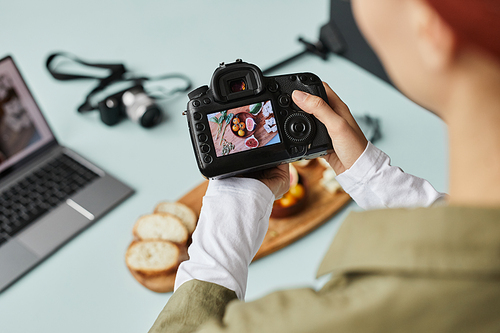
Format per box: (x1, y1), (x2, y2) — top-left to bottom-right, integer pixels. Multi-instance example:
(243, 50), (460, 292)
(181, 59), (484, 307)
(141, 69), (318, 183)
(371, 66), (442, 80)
(283, 112), (316, 144)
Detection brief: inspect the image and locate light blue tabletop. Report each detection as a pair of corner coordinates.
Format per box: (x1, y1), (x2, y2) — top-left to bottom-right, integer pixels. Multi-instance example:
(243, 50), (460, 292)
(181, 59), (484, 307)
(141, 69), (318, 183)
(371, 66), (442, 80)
(0, 1), (447, 332)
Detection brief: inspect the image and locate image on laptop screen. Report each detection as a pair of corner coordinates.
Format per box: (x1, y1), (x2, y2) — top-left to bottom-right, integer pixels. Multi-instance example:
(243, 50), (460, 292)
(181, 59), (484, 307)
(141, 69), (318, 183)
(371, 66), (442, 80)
(0, 57), (54, 174)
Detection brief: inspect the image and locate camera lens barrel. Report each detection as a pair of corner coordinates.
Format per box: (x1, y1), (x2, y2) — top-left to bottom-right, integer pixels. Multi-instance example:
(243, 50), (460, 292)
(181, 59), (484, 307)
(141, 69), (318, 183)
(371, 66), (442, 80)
(140, 106), (162, 128)
(123, 88), (163, 127)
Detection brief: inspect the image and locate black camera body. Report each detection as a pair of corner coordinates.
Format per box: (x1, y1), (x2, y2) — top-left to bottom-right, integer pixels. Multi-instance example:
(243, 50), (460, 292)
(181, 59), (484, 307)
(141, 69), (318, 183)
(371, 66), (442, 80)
(97, 84), (162, 128)
(186, 60), (333, 179)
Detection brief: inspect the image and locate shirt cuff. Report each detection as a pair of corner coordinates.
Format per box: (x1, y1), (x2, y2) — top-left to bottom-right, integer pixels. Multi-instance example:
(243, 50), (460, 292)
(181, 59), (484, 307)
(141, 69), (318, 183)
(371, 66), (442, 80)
(205, 177), (275, 202)
(335, 142), (446, 210)
(335, 141), (386, 192)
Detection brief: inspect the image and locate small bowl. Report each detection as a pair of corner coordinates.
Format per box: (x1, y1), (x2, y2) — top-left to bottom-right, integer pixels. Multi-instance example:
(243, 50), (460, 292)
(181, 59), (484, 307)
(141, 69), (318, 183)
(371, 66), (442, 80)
(231, 112), (256, 138)
(271, 178), (308, 219)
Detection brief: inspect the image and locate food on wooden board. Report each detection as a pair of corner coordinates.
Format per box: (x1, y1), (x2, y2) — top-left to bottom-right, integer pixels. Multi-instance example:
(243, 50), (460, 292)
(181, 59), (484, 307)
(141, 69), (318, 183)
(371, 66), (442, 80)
(245, 135), (259, 148)
(271, 165), (307, 217)
(127, 201), (199, 292)
(154, 201), (198, 234)
(126, 239), (188, 293)
(126, 240), (183, 276)
(133, 213), (188, 245)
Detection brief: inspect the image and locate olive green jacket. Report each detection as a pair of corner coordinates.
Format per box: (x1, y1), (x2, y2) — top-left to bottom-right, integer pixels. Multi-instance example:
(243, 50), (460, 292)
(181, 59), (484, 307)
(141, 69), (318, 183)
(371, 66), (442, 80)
(148, 206), (500, 333)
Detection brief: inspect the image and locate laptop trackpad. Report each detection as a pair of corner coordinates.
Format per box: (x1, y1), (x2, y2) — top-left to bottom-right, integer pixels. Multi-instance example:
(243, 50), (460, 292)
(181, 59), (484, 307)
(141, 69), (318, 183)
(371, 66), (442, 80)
(0, 240), (39, 289)
(16, 203), (90, 257)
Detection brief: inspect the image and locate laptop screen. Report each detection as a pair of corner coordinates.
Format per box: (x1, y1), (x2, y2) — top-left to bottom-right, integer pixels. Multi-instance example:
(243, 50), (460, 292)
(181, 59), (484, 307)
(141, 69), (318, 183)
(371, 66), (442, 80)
(0, 56), (55, 175)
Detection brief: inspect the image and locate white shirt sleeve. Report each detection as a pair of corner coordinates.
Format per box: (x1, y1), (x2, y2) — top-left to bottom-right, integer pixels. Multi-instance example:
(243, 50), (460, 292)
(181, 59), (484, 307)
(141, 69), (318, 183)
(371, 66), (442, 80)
(336, 142), (447, 210)
(174, 144), (445, 299)
(174, 177), (274, 300)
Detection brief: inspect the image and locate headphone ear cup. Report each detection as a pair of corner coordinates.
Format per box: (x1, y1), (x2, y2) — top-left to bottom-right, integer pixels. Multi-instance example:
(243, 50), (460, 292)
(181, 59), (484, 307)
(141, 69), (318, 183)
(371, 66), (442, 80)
(98, 97), (123, 126)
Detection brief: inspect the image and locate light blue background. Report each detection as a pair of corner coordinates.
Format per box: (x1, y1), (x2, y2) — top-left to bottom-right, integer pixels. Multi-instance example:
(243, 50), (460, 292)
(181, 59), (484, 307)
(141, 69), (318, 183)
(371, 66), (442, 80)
(0, 1), (447, 332)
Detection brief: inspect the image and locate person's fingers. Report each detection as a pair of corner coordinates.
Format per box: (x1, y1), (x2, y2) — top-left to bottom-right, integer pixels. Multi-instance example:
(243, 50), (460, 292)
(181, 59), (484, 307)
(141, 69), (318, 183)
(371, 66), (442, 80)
(292, 85), (369, 174)
(322, 82), (350, 116)
(268, 164), (290, 199)
(322, 82), (366, 140)
(292, 89), (352, 140)
(276, 163), (289, 173)
(245, 164), (290, 199)
(292, 87), (367, 145)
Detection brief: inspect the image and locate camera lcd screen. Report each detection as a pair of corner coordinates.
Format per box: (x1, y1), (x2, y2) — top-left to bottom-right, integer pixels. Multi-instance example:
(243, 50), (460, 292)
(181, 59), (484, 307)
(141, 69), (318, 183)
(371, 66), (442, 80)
(207, 100), (281, 157)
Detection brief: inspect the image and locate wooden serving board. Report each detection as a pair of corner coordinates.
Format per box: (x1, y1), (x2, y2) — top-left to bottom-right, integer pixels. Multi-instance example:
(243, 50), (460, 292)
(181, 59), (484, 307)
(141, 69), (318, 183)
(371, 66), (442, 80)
(131, 160), (351, 293)
(177, 159), (351, 261)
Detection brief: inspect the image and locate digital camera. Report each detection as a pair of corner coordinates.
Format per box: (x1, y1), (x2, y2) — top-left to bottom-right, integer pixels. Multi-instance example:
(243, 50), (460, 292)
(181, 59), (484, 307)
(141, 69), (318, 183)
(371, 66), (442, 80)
(97, 84), (162, 128)
(186, 60), (333, 179)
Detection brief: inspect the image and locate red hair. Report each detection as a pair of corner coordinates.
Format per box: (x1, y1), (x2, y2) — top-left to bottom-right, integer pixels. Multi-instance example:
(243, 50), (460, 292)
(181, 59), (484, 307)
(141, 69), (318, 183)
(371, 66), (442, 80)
(425, 0), (500, 59)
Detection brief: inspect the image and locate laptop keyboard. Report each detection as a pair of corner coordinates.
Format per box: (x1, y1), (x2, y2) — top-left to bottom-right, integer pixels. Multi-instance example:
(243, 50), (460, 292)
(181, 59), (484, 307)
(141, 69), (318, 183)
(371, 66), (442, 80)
(0, 154), (100, 246)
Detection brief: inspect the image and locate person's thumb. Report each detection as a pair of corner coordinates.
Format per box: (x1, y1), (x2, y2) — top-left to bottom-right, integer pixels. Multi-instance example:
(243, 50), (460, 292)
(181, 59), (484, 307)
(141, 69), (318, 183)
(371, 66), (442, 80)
(293, 90), (328, 118)
(292, 90), (345, 134)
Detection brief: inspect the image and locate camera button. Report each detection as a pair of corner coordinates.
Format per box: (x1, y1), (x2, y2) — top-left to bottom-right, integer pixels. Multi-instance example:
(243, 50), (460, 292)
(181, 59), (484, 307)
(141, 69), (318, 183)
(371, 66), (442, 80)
(293, 122), (306, 133)
(193, 112), (202, 121)
(299, 75), (308, 83)
(195, 123), (205, 131)
(279, 109), (288, 117)
(267, 82), (279, 93)
(290, 146), (298, 154)
(198, 133), (208, 142)
(192, 100), (201, 107)
(203, 154), (213, 164)
(188, 85), (209, 99)
(279, 94), (291, 107)
(289, 75), (296, 81)
(203, 98), (211, 105)
(200, 144), (210, 153)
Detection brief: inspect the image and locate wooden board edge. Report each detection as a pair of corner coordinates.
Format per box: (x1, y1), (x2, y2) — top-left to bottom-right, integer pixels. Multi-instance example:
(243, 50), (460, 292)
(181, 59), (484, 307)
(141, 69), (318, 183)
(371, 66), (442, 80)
(253, 193), (351, 261)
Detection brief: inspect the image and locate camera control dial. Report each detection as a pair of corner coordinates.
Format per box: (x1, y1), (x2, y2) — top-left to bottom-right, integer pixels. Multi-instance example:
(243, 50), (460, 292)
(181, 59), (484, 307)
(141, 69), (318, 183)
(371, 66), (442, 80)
(283, 112), (316, 144)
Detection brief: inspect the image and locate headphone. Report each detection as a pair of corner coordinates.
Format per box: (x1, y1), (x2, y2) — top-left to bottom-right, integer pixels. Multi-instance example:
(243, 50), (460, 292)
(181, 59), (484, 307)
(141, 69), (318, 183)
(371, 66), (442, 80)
(46, 52), (192, 128)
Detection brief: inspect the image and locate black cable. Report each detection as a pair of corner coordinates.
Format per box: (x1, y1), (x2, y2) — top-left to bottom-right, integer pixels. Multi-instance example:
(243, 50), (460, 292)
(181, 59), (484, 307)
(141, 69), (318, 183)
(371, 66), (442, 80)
(46, 52), (192, 112)
(356, 114), (382, 143)
(262, 37), (329, 75)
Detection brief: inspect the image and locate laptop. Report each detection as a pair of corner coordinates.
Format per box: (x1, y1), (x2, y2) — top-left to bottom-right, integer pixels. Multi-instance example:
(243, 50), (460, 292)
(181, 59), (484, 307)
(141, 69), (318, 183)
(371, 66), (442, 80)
(0, 55), (134, 292)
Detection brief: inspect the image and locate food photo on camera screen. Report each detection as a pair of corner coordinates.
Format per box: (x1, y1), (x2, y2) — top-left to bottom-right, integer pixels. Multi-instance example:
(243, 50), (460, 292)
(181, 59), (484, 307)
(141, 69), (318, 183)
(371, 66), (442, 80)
(207, 100), (281, 157)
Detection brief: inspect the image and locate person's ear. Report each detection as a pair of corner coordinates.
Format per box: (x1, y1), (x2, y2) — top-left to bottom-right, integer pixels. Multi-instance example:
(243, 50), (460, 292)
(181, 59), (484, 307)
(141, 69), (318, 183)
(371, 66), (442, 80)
(411, 0), (457, 70)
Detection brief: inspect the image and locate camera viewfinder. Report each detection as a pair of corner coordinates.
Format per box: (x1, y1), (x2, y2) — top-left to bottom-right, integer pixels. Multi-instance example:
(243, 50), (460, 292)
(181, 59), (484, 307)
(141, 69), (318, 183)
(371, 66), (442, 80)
(229, 78), (246, 93)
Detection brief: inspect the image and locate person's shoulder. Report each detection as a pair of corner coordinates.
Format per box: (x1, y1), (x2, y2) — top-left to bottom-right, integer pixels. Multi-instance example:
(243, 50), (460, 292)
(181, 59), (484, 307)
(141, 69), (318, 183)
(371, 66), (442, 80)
(317, 272), (500, 332)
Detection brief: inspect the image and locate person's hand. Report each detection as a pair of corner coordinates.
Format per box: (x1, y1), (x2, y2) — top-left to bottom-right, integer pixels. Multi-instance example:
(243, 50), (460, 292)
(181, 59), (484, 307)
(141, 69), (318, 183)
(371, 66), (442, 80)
(292, 82), (368, 175)
(245, 164), (290, 199)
